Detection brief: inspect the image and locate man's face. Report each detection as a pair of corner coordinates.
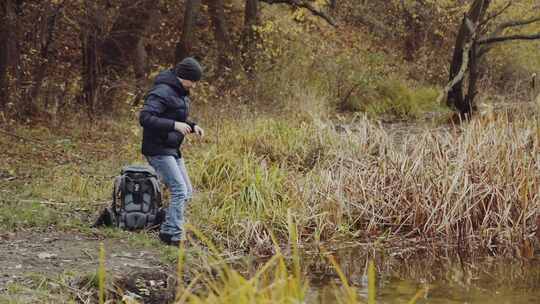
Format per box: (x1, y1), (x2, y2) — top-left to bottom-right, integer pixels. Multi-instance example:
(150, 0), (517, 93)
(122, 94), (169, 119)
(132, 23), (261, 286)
(180, 78), (196, 89)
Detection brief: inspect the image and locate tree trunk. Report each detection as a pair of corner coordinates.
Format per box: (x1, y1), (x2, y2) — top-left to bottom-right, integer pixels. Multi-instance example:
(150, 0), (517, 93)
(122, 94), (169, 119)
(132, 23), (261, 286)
(0, 0), (20, 114)
(208, 0), (232, 75)
(27, 2), (63, 117)
(329, 0), (336, 11)
(0, 0), (11, 111)
(175, 0), (201, 64)
(467, 40), (479, 110)
(132, 39), (149, 106)
(99, 0), (157, 111)
(402, 6), (422, 61)
(100, 0), (157, 76)
(82, 0), (101, 117)
(447, 0), (490, 117)
(244, 0), (259, 45)
(242, 0), (259, 74)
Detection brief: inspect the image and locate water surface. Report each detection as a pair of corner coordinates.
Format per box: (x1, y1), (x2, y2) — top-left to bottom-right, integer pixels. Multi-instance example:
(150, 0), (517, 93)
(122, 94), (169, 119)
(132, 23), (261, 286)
(305, 250), (540, 303)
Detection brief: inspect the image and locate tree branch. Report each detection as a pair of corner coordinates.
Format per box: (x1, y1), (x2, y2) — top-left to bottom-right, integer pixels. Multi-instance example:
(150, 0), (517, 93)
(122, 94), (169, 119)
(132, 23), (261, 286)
(479, 0), (513, 28)
(477, 15), (540, 57)
(493, 16), (540, 30)
(260, 0), (336, 26)
(478, 32), (540, 44)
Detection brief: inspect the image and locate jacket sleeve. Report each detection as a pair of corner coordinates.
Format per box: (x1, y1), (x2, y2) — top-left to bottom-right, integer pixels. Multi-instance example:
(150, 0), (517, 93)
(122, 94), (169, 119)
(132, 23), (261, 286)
(139, 94), (175, 132)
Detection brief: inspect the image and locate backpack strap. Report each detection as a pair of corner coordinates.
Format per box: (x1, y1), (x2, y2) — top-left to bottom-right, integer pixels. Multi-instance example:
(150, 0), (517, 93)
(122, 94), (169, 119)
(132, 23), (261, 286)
(111, 175), (123, 216)
(131, 177), (143, 208)
(111, 175), (125, 215)
(149, 176), (162, 208)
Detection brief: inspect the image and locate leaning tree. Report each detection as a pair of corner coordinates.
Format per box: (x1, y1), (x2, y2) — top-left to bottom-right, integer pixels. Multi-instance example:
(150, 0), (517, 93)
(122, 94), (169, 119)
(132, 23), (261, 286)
(440, 0), (540, 118)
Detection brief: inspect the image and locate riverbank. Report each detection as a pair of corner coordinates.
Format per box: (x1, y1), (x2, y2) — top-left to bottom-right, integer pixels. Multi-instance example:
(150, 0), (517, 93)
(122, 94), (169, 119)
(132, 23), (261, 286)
(2, 103), (540, 253)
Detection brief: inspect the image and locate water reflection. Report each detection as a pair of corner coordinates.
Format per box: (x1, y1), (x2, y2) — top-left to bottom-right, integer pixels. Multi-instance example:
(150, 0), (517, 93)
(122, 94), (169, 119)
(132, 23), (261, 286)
(304, 248), (540, 303)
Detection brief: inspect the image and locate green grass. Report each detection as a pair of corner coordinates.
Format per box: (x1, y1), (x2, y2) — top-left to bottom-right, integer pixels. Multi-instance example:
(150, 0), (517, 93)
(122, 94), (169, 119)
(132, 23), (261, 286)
(0, 272), (80, 303)
(0, 284), (63, 303)
(0, 116), (144, 231)
(339, 78), (448, 119)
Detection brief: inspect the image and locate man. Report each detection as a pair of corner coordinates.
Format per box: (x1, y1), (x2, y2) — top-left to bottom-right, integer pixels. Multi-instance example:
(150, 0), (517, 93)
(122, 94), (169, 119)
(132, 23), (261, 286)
(139, 57), (204, 246)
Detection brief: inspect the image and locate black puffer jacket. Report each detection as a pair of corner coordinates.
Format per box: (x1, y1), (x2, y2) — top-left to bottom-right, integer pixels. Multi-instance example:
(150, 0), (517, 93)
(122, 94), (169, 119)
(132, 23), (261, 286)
(139, 69), (196, 157)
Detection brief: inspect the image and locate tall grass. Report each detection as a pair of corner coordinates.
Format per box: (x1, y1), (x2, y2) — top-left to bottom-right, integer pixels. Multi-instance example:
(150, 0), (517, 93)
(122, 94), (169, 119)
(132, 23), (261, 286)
(187, 109), (540, 256)
(171, 221), (309, 303)
(308, 112), (539, 255)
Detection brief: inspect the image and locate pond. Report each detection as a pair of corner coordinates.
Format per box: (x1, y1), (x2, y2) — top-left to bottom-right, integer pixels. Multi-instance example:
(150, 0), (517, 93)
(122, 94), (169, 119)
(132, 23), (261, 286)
(305, 249), (540, 303)
(310, 276), (540, 303)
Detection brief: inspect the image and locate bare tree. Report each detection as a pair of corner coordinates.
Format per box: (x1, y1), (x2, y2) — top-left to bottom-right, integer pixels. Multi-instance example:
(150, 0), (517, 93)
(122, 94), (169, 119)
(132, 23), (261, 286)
(400, 1), (425, 61)
(446, 0), (490, 117)
(244, 0), (259, 44)
(243, 0), (259, 47)
(175, 0), (202, 64)
(442, 0), (540, 118)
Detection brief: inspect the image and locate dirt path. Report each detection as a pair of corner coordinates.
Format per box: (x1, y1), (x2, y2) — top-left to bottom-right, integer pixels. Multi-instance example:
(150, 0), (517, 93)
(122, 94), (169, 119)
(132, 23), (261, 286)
(0, 231), (175, 303)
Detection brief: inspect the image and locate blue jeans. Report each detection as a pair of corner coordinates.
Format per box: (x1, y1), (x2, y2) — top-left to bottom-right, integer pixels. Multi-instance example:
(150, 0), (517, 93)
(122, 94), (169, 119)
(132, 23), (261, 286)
(146, 155), (192, 242)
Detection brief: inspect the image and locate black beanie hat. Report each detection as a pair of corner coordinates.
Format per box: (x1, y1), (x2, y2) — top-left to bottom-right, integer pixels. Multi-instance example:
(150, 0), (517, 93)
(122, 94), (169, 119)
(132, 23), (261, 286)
(175, 57), (203, 81)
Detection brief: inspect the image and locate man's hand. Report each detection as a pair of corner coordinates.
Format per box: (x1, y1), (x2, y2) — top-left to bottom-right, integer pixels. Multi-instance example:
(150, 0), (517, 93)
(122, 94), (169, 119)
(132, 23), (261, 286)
(174, 122), (192, 135)
(194, 125), (205, 137)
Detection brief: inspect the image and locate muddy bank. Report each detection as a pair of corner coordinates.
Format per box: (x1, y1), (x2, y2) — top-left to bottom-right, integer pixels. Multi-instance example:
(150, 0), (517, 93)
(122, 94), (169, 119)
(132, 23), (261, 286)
(0, 231), (174, 303)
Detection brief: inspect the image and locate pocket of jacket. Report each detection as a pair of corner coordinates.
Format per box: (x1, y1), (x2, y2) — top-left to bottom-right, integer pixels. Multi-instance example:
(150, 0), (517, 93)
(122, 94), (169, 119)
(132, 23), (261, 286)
(164, 131), (184, 148)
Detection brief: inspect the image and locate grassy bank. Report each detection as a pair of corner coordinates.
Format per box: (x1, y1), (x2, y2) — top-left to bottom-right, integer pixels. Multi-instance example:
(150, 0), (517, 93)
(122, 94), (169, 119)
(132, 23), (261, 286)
(2, 101), (539, 257)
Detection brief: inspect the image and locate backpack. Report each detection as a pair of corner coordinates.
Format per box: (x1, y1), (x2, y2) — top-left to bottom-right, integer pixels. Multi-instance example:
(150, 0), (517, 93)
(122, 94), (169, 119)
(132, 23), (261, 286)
(93, 165), (165, 230)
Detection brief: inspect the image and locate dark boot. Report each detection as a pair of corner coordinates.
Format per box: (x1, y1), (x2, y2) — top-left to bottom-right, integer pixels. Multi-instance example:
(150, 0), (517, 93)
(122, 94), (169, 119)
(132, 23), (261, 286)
(158, 232), (180, 246)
